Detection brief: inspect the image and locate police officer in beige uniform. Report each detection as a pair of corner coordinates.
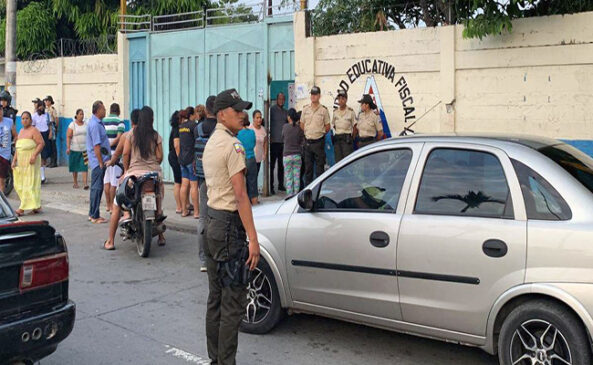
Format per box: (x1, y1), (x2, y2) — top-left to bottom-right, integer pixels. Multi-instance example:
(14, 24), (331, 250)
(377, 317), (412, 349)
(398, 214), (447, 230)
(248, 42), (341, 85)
(202, 89), (260, 365)
(355, 94), (384, 148)
(301, 86), (330, 185)
(331, 89), (357, 162)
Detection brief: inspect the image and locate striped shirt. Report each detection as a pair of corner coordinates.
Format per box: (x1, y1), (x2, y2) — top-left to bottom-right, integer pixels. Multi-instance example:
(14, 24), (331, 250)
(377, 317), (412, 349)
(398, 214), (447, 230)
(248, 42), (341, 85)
(102, 114), (124, 151)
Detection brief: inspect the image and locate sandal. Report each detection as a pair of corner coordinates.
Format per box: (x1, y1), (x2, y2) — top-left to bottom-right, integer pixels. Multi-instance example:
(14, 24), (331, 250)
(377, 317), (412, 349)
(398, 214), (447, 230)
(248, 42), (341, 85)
(102, 240), (115, 251)
(32, 208), (42, 214)
(15, 209), (24, 216)
(73, 184), (80, 189)
(175, 210), (182, 214)
(181, 211), (190, 217)
(91, 217), (107, 224)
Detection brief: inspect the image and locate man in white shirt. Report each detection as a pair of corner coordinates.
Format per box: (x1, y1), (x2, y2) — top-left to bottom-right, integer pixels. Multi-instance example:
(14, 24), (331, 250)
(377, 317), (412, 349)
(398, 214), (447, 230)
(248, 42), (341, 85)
(31, 98), (51, 183)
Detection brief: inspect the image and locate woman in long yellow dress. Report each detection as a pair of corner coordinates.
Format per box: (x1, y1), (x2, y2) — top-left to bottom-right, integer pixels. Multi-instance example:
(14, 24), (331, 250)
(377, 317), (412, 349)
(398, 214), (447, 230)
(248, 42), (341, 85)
(12, 111), (45, 215)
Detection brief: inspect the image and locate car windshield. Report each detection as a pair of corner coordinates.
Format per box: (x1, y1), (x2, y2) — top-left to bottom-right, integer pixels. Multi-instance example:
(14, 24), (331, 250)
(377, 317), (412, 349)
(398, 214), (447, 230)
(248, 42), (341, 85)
(538, 143), (593, 194)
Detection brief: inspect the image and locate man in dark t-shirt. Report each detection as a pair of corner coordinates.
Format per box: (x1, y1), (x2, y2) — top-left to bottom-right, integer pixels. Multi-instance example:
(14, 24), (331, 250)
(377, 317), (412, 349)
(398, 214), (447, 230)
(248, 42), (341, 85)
(269, 92), (287, 194)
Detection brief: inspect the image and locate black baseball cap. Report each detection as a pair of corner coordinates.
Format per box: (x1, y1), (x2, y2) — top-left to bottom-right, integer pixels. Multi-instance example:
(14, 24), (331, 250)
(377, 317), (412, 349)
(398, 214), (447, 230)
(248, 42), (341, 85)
(337, 89), (347, 98)
(310, 86), (321, 95)
(205, 95), (216, 114)
(213, 89), (252, 114)
(358, 94), (377, 110)
(32, 98), (42, 104)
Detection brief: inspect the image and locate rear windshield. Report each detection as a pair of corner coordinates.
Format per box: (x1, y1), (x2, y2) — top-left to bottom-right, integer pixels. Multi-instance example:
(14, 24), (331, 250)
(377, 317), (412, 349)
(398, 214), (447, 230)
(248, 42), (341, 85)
(538, 143), (593, 194)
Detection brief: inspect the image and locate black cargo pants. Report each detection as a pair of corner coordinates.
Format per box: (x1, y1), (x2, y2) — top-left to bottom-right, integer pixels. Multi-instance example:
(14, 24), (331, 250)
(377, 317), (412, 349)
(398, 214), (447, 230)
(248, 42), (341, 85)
(333, 133), (353, 163)
(205, 209), (248, 365)
(304, 137), (326, 185)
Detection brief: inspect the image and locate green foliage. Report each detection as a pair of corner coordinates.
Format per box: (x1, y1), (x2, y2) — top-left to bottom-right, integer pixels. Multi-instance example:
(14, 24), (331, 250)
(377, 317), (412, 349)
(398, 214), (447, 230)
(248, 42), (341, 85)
(0, 1), (56, 58)
(312, 0), (593, 39)
(51, 0), (120, 39)
(208, 0), (258, 25)
(128, 0), (210, 16)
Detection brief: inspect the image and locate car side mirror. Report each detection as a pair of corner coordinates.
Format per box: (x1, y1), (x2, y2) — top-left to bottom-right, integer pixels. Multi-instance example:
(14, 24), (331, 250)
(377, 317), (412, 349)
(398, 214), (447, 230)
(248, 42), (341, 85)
(297, 189), (314, 211)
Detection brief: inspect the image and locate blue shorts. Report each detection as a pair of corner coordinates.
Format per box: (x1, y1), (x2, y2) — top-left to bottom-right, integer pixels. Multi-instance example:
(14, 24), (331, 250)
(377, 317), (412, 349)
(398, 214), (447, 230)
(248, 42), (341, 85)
(181, 163), (197, 182)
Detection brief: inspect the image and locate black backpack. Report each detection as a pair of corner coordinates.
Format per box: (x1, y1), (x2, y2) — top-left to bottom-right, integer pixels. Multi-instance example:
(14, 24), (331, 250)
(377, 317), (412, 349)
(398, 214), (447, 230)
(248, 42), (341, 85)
(194, 122), (210, 179)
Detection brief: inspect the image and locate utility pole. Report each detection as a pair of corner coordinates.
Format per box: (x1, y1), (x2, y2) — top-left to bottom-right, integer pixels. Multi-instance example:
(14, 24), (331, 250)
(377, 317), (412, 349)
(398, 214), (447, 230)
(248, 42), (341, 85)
(5, 0), (17, 103)
(120, 0), (126, 31)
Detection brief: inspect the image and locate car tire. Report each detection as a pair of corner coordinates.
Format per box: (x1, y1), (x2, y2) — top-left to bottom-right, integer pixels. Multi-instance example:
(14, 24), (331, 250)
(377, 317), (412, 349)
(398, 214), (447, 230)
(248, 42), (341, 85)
(498, 300), (592, 365)
(240, 258), (284, 334)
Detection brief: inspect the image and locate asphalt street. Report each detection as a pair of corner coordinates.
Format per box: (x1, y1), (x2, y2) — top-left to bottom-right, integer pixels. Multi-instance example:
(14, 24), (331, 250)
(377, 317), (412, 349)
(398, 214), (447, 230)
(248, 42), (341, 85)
(11, 200), (498, 365)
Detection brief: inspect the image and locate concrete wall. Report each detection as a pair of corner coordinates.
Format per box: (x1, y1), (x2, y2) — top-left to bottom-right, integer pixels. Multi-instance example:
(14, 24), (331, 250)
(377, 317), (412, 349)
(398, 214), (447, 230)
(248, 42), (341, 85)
(294, 11), (593, 149)
(16, 53), (123, 119)
(12, 33), (129, 165)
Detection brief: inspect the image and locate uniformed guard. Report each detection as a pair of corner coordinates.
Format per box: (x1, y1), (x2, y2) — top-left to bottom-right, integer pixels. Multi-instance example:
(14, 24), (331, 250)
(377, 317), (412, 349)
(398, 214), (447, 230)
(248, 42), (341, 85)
(301, 86), (330, 185)
(202, 88), (260, 365)
(355, 94), (384, 148)
(331, 89), (356, 162)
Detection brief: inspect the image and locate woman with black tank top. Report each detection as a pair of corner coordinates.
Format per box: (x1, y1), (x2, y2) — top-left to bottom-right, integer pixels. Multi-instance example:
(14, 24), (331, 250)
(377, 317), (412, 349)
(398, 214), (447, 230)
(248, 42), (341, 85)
(168, 111), (183, 214)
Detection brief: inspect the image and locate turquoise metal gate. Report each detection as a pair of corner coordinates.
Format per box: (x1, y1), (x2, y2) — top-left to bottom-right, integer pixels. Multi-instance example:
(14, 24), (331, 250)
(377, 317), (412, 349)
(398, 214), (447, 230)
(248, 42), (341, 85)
(126, 16), (295, 181)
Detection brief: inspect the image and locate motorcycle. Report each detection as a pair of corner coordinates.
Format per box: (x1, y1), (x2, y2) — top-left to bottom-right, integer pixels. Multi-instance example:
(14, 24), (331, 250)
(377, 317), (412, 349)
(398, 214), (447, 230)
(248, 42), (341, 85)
(116, 171), (167, 258)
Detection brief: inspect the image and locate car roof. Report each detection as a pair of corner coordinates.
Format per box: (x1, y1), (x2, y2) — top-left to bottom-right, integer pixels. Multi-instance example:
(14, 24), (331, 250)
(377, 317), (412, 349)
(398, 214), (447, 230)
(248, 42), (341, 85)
(379, 133), (562, 151)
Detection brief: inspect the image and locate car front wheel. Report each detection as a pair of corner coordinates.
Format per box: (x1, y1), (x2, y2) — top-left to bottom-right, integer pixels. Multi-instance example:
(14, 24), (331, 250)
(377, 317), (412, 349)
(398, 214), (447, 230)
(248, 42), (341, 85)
(498, 300), (592, 365)
(240, 258), (284, 334)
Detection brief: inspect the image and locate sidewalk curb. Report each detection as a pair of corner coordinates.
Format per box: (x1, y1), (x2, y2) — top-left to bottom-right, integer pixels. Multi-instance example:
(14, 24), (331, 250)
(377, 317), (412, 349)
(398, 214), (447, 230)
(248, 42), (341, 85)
(42, 199), (198, 235)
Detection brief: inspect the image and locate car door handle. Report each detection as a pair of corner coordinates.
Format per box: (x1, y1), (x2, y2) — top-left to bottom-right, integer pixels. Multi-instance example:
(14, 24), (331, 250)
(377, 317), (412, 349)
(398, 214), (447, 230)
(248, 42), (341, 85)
(369, 231), (390, 248)
(482, 239), (508, 258)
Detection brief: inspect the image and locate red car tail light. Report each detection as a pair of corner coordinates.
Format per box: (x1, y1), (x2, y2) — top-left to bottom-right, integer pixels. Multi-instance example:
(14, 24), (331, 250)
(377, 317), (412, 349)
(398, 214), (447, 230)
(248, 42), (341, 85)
(19, 253), (69, 292)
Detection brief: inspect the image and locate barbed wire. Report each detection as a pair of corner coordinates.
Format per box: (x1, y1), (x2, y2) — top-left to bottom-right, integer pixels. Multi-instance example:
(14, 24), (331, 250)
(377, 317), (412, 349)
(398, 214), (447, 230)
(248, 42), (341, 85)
(23, 35), (117, 73)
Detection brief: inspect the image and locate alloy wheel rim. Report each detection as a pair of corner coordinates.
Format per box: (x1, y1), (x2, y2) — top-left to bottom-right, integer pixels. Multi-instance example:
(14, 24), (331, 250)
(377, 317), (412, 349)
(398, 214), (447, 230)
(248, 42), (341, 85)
(509, 319), (572, 365)
(244, 267), (273, 324)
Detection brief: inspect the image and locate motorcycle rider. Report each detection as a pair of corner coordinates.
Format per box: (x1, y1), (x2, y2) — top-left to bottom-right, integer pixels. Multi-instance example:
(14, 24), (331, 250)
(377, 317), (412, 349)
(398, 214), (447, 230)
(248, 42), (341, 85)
(103, 109), (139, 250)
(114, 106), (166, 249)
(0, 91), (17, 123)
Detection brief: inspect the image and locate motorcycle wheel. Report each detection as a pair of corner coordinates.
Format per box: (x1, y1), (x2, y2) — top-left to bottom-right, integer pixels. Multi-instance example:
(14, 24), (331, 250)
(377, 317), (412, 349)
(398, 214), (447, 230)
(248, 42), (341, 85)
(4, 169), (13, 196)
(135, 208), (152, 258)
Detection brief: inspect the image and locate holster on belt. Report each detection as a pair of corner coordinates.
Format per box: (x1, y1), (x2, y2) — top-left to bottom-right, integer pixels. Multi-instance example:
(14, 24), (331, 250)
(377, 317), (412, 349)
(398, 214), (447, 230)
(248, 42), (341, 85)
(207, 209), (253, 288)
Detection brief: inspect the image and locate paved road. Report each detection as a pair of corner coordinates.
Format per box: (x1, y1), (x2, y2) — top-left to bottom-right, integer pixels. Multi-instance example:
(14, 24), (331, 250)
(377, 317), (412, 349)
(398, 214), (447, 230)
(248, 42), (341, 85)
(13, 203), (498, 365)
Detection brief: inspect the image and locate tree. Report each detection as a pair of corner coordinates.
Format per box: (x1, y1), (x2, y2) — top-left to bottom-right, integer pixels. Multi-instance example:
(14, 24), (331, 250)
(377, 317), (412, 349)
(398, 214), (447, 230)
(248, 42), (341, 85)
(51, 0), (120, 40)
(310, 0), (593, 39)
(0, 1), (56, 58)
(463, 0), (593, 39)
(0, 0), (262, 58)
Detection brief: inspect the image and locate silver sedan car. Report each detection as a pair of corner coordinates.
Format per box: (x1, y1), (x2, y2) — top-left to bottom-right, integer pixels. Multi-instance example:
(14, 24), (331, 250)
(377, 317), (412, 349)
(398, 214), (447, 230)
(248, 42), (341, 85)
(241, 135), (593, 365)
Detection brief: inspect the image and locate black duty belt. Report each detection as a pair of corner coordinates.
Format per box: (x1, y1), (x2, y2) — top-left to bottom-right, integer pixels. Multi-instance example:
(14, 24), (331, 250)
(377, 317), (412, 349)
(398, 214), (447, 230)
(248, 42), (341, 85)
(306, 137), (325, 144)
(335, 133), (352, 139)
(209, 208), (242, 225)
(359, 137), (375, 142)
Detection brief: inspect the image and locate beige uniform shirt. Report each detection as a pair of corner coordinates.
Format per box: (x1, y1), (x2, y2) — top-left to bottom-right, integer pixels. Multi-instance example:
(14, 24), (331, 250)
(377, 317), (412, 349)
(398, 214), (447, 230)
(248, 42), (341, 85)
(203, 124), (247, 212)
(332, 107), (356, 135)
(301, 104), (330, 140)
(357, 110), (383, 138)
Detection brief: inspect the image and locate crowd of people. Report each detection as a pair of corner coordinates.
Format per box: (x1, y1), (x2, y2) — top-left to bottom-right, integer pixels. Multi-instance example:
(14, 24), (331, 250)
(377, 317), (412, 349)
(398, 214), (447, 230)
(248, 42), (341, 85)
(0, 86), (386, 365)
(0, 91), (129, 220)
(164, 85), (383, 207)
(262, 86), (384, 196)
